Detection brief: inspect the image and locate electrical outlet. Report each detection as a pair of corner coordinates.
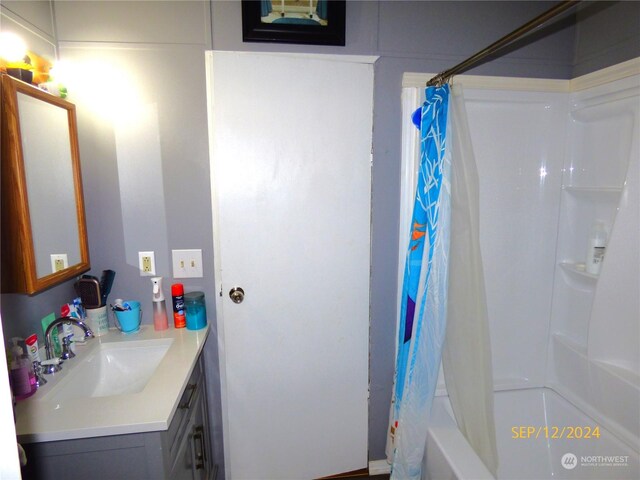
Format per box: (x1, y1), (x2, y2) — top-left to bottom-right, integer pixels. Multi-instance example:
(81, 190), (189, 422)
(172, 249), (203, 278)
(50, 254), (68, 273)
(139, 251), (156, 276)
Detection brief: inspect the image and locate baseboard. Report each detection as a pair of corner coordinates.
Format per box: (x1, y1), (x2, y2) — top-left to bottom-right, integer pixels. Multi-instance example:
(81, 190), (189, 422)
(368, 459), (391, 475)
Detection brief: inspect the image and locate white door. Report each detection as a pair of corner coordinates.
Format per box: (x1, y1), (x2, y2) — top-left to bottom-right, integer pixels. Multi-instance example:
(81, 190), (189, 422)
(207, 51), (374, 480)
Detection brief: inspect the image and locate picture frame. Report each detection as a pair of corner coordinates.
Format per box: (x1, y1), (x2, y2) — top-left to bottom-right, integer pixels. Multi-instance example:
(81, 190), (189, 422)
(241, 0), (346, 46)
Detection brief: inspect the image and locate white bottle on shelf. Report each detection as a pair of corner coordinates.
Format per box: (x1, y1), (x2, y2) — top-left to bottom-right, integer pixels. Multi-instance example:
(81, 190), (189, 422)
(586, 221), (607, 275)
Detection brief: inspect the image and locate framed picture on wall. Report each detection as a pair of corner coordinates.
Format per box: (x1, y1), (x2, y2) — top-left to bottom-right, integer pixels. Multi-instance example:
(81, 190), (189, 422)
(241, 0), (346, 46)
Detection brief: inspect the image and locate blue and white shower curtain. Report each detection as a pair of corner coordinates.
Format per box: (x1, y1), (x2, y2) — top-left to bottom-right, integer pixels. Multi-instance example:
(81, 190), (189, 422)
(388, 84), (498, 479)
(391, 85), (452, 480)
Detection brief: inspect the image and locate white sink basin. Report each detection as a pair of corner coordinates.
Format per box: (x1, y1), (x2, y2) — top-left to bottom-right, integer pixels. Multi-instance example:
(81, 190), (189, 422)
(42, 338), (173, 402)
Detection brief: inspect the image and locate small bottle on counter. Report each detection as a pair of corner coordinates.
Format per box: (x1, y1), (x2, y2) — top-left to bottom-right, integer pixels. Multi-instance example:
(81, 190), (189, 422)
(184, 291), (207, 330)
(25, 334), (41, 364)
(151, 276), (169, 331)
(171, 283), (186, 329)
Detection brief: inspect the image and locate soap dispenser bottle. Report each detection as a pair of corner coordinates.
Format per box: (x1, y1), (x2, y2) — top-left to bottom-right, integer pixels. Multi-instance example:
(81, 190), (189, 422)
(9, 338), (35, 398)
(151, 276), (169, 331)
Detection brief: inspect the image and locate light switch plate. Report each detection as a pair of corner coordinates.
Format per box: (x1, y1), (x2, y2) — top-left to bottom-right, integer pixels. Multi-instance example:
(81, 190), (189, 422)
(172, 249), (203, 278)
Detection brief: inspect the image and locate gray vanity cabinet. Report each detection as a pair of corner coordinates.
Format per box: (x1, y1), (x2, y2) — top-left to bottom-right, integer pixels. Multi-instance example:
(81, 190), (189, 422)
(171, 379), (212, 479)
(21, 354), (216, 480)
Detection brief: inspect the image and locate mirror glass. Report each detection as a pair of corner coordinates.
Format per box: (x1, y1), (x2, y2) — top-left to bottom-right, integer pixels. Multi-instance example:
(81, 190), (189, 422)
(17, 92), (82, 278)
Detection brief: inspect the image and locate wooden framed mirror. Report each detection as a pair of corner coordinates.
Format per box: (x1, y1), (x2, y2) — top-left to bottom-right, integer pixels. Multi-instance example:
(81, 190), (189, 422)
(1, 73), (90, 294)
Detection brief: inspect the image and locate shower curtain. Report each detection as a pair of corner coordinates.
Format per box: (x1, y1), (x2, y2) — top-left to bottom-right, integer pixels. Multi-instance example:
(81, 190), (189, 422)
(389, 84), (498, 479)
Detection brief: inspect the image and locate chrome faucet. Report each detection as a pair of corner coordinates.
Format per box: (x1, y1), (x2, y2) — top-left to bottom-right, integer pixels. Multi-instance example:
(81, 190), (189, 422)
(42, 316), (95, 374)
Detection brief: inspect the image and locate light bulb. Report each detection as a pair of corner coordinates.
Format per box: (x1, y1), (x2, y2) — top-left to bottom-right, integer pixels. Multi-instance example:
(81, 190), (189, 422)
(0, 32), (27, 63)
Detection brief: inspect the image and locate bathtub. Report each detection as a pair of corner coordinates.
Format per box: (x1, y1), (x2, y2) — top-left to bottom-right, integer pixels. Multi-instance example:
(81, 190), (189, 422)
(424, 388), (640, 479)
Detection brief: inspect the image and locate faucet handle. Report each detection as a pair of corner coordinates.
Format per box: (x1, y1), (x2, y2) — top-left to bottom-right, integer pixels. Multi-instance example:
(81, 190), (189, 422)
(40, 358), (63, 375)
(60, 336), (75, 360)
(32, 361), (48, 386)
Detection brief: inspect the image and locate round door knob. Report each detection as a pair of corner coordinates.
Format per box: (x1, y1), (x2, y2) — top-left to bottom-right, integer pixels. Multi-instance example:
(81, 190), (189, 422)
(229, 287), (245, 304)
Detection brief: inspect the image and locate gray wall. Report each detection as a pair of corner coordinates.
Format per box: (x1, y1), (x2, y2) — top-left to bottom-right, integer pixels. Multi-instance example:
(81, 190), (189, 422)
(2, 0), (639, 469)
(573, 0), (640, 77)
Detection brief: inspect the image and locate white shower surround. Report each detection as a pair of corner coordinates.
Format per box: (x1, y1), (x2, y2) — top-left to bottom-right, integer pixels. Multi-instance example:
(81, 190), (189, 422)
(426, 388), (639, 479)
(389, 59), (640, 478)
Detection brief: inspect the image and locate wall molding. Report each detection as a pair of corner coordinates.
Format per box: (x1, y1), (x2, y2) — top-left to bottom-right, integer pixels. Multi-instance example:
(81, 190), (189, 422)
(402, 71), (569, 92)
(223, 51), (380, 65)
(570, 57), (640, 91)
(0, 7), (57, 46)
(403, 57), (640, 93)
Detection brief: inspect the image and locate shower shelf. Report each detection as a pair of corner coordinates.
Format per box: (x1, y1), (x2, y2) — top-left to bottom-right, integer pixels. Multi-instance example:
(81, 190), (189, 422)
(593, 359), (640, 387)
(559, 262), (598, 281)
(562, 185), (623, 199)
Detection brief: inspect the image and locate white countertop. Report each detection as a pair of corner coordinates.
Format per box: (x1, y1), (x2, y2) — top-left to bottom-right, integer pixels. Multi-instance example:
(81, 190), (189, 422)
(15, 324), (209, 443)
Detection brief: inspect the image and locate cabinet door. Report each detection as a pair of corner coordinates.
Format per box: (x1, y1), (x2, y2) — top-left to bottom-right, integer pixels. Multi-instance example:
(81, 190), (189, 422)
(1, 73), (90, 294)
(191, 388), (212, 480)
(170, 412), (197, 480)
(170, 386), (213, 480)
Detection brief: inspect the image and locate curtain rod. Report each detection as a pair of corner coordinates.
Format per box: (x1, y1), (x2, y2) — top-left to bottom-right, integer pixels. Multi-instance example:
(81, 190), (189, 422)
(427, 0), (582, 87)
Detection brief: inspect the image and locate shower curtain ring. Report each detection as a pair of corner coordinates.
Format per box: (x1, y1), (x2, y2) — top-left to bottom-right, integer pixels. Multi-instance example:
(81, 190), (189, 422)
(426, 73), (452, 88)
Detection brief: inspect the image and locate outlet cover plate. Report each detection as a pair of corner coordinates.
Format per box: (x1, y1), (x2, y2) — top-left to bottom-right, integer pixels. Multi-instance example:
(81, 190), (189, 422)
(139, 251), (156, 276)
(172, 249), (203, 278)
(50, 254), (68, 273)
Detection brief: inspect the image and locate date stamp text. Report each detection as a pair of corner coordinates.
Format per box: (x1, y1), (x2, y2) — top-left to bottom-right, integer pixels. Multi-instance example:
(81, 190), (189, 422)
(511, 425), (601, 440)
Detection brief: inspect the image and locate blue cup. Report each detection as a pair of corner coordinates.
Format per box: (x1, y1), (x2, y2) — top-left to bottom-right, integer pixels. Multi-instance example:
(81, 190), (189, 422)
(113, 301), (142, 334)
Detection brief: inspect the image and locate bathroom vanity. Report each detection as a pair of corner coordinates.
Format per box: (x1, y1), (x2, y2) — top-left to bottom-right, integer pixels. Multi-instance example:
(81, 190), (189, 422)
(15, 326), (215, 480)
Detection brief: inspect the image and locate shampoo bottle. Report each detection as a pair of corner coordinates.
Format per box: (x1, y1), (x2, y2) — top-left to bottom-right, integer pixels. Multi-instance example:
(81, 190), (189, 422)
(151, 276), (169, 331)
(586, 221), (607, 275)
